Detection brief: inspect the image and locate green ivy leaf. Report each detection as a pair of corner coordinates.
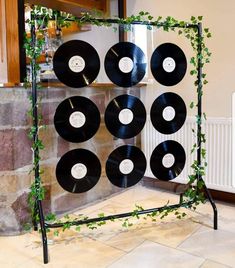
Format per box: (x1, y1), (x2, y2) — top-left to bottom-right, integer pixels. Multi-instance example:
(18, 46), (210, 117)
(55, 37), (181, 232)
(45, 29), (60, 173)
(190, 102), (195, 109)
(203, 112), (207, 120)
(54, 230), (59, 236)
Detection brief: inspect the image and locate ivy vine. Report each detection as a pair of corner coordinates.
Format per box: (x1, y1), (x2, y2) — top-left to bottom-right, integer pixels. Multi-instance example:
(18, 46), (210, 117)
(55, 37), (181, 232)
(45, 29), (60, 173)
(24, 6), (212, 235)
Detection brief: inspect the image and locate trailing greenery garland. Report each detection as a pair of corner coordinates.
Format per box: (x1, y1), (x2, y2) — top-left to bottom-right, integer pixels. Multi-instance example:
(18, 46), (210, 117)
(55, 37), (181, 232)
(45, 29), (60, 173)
(24, 6), (212, 234)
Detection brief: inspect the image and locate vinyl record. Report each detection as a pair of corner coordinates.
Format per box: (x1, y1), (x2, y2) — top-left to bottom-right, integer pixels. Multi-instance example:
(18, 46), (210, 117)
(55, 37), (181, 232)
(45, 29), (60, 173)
(53, 40), (100, 88)
(150, 43), (187, 86)
(150, 140), (186, 181)
(56, 149), (101, 193)
(54, 96), (100, 143)
(104, 42), (147, 87)
(150, 92), (187, 134)
(106, 145), (147, 188)
(104, 94), (146, 139)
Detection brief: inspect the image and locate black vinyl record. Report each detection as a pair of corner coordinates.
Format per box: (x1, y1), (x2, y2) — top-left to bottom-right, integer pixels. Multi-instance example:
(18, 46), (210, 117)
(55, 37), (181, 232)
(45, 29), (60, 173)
(56, 149), (101, 193)
(150, 140), (186, 181)
(150, 43), (187, 86)
(104, 42), (147, 87)
(104, 94), (146, 139)
(54, 96), (100, 142)
(53, 40), (100, 88)
(106, 145), (147, 188)
(150, 92), (187, 134)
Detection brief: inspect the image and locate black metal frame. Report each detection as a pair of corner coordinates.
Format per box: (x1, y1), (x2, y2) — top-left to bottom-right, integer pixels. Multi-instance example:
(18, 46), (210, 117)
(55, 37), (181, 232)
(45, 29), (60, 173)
(30, 19), (218, 264)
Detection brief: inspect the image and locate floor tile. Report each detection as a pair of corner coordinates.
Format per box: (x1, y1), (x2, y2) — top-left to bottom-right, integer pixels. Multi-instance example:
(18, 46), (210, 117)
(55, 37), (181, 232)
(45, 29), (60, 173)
(108, 240), (205, 268)
(104, 229), (146, 252)
(200, 259), (232, 268)
(31, 236), (125, 268)
(0, 233), (46, 267)
(132, 217), (200, 248)
(178, 226), (235, 267)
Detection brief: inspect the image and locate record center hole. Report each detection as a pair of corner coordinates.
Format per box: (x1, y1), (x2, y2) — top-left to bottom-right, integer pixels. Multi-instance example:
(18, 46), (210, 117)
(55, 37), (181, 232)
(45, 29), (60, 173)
(162, 153), (175, 168)
(68, 55), (85, 73)
(162, 57), (176, 73)
(119, 159), (134, 175)
(162, 106), (175, 121)
(118, 109), (134, 125)
(71, 163), (87, 179)
(69, 111), (86, 128)
(118, 57), (134, 73)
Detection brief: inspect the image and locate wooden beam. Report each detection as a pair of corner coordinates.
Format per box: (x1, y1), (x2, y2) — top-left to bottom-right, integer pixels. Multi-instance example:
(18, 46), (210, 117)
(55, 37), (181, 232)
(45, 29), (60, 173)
(0, 0), (4, 63)
(5, 0), (20, 83)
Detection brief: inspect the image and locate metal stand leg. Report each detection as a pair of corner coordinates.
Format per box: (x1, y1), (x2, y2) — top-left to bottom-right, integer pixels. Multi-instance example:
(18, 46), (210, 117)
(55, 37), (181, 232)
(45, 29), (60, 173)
(38, 200), (49, 264)
(203, 184), (218, 230)
(32, 201), (38, 231)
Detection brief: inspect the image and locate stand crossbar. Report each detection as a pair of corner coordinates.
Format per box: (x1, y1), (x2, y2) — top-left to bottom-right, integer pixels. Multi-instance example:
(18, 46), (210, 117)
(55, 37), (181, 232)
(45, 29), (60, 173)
(45, 200), (194, 229)
(29, 18), (218, 264)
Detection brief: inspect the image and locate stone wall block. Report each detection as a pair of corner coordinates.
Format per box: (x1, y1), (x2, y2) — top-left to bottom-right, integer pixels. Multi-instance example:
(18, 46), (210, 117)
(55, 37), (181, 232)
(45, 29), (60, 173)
(42, 185), (52, 215)
(38, 127), (57, 160)
(51, 181), (65, 197)
(0, 103), (13, 126)
(38, 88), (66, 100)
(13, 129), (32, 170)
(93, 123), (114, 146)
(41, 101), (60, 125)
(12, 102), (30, 127)
(40, 164), (56, 185)
(0, 174), (17, 193)
(11, 192), (31, 232)
(53, 192), (88, 214)
(16, 170), (33, 191)
(57, 136), (70, 157)
(0, 207), (20, 235)
(0, 129), (13, 171)
(90, 93), (106, 114)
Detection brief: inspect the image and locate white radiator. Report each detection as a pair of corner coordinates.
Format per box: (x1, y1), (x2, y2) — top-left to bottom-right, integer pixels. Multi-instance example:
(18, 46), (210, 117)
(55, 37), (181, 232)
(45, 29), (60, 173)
(142, 116), (234, 193)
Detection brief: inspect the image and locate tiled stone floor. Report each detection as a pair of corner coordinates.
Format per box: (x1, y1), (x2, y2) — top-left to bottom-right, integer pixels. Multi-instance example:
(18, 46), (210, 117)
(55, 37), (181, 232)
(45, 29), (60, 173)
(0, 185), (235, 268)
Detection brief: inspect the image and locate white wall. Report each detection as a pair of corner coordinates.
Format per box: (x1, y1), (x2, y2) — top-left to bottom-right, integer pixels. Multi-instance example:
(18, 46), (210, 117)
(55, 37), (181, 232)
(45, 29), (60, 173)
(126, 0), (235, 117)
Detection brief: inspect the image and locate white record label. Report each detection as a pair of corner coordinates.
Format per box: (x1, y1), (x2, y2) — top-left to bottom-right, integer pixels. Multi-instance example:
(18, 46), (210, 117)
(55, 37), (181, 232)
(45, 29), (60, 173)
(119, 159), (134, 174)
(69, 111), (86, 128)
(119, 57), (134, 73)
(68, 55), (85, 73)
(71, 163), (87, 179)
(118, 108), (134, 125)
(162, 106), (176, 121)
(162, 153), (175, 168)
(162, 57), (176, 73)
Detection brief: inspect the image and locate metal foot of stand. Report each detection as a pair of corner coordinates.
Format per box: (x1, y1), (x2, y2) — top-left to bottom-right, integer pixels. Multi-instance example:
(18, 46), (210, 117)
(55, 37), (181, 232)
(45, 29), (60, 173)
(203, 183), (218, 230)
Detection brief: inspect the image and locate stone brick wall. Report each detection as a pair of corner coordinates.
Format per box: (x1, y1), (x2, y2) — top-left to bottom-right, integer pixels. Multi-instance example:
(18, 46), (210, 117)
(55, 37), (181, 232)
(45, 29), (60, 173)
(0, 85), (140, 235)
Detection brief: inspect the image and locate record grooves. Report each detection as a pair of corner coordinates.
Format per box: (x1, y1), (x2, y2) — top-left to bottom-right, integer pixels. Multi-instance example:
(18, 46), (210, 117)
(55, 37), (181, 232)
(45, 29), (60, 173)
(151, 43), (187, 86)
(56, 149), (101, 193)
(104, 42), (147, 87)
(150, 140), (186, 181)
(104, 94), (146, 139)
(150, 92), (187, 134)
(106, 145), (147, 188)
(54, 96), (100, 143)
(53, 40), (100, 88)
